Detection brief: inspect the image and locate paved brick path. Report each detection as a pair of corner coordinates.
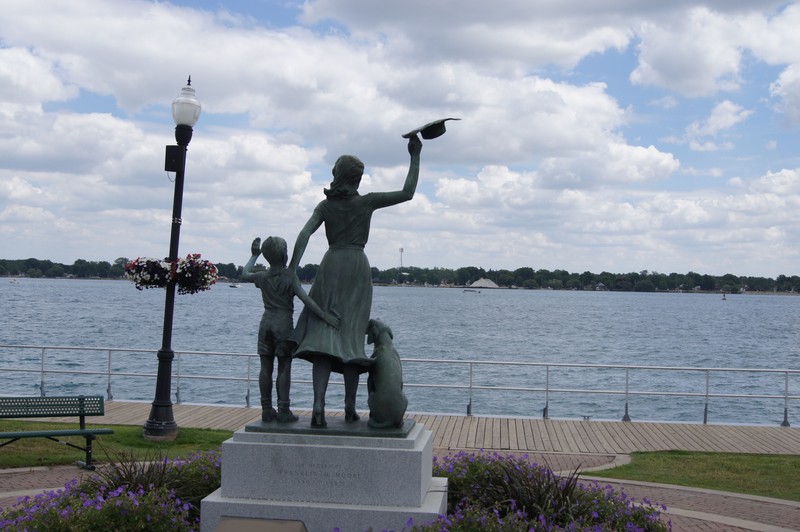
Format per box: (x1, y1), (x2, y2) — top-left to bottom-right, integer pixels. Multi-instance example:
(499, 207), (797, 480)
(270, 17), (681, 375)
(585, 477), (800, 531)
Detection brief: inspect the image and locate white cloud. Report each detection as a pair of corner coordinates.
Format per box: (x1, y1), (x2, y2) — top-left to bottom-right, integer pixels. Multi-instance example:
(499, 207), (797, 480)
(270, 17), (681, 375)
(0, 203), (58, 224)
(697, 101), (752, 136)
(669, 100), (754, 152)
(650, 95), (679, 109)
(684, 166), (724, 178)
(689, 140), (730, 152)
(630, 7), (744, 97)
(1, 175), (47, 202)
(0, 48), (78, 104)
(770, 64), (800, 127)
(301, 0), (635, 71)
(740, 2), (800, 65)
(748, 168), (800, 195)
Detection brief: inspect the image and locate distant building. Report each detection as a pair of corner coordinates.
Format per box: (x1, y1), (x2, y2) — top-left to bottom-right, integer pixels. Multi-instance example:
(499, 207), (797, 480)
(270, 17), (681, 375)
(468, 278), (500, 289)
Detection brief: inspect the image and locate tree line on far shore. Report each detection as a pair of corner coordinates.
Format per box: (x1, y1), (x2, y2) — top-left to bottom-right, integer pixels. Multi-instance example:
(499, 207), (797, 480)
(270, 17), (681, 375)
(2, 257), (798, 294)
(0, 258), (244, 282)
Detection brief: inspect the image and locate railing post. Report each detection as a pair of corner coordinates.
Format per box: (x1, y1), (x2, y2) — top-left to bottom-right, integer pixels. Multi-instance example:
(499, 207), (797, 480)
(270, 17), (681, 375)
(106, 350), (114, 401)
(40, 347), (46, 397)
(175, 352), (182, 404)
(622, 368), (631, 421)
(703, 370), (710, 424)
(245, 355), (252, 408)
(543, 365), (550, 419)
(466, 362), (473, 416)
(781, 371), (791, 427)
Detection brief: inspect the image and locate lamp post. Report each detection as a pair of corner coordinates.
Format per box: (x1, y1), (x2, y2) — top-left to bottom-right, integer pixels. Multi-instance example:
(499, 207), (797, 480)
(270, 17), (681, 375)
(143, 78), (202, 441)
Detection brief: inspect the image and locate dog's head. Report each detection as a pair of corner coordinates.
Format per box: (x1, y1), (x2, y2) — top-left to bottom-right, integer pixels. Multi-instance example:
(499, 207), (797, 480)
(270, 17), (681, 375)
(367, 318), (393, 345)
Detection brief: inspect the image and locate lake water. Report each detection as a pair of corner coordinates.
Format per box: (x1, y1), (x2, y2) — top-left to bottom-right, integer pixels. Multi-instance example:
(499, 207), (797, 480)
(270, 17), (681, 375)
(1, 278), (798, 425)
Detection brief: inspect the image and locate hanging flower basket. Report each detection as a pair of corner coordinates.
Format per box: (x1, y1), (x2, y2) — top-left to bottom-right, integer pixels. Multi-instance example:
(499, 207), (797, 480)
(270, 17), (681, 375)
(124, 257), (172, 290)
(125, 254), (218, 294)
(175, 253), (218, 295)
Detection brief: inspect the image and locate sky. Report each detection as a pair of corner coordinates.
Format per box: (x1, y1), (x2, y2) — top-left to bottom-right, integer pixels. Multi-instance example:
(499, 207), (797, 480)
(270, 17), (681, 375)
(2, 1), (800, 278)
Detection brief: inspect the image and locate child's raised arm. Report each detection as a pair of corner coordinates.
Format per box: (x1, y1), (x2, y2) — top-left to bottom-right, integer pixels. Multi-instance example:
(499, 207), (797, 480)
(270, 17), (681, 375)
(240, 237), (263, 282)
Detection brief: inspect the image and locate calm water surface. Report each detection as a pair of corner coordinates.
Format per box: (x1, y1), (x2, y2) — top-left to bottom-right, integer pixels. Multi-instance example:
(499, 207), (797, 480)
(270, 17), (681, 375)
(1, 278), (798, 425)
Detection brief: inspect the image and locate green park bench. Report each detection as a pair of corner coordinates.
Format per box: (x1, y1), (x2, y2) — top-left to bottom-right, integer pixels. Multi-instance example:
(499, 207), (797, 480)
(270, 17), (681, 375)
(0, 395), (114, 469)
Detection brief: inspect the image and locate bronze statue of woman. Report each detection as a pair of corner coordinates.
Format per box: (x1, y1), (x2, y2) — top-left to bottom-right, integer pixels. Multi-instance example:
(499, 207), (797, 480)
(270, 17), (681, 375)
(289, 134), (423, 426)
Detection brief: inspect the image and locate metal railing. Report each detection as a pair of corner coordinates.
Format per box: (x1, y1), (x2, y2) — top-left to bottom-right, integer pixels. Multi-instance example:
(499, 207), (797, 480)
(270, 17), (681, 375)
(1, 344), (797, 426)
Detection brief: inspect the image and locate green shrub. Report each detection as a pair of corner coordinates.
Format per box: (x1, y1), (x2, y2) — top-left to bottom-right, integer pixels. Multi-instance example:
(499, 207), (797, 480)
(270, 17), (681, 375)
(79, 448), (221, 522)
(417, 451), (670, 531)
(0, 448), (221, 530)
(0, 481), (193, 531)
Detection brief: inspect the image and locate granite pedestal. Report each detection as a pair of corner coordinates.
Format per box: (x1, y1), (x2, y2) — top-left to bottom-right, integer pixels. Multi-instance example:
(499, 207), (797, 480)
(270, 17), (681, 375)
(200, 417), (447, 532)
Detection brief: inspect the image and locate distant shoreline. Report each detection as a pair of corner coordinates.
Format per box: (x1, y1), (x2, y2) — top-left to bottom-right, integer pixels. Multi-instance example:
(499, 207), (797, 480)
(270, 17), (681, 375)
(371, 283), (800, 296)
(6, 276), (800, 296)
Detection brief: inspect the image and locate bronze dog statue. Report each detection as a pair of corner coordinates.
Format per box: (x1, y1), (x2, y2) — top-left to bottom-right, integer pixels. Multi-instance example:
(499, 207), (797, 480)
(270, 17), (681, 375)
(366, 319), (408, 428)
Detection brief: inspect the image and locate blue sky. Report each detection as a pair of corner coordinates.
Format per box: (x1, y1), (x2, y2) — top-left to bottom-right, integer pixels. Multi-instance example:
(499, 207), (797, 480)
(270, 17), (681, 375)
(2, 0), (800, 277)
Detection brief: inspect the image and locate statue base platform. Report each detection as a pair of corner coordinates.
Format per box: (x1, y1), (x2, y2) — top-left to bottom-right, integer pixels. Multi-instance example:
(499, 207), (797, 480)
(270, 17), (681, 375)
(200, 417), (448, 532)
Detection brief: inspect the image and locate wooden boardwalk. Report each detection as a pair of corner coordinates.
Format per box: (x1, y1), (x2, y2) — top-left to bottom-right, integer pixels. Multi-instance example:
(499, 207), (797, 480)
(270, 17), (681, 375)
(100, 401), (800, 456)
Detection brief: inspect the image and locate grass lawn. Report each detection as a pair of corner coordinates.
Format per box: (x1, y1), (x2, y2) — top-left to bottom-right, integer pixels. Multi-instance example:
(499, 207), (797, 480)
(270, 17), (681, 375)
(0, 420), (232, 468)
(589, 450), (800, 502)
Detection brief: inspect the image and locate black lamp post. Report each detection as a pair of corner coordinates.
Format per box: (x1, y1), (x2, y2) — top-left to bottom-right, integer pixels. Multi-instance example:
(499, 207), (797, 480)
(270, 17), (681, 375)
(143, 78), (202, 441)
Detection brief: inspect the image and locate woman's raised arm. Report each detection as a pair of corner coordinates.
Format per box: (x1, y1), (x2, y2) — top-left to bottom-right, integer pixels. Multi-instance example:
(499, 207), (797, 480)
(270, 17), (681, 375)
(373, 135), (422, 209)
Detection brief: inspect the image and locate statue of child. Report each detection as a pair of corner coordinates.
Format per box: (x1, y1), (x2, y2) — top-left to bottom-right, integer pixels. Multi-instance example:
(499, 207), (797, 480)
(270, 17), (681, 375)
(242, 236), (339, 422)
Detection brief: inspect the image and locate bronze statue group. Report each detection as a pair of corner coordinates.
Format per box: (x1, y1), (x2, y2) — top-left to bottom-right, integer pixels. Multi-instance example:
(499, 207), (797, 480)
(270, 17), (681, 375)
(241, 135), (422, 429)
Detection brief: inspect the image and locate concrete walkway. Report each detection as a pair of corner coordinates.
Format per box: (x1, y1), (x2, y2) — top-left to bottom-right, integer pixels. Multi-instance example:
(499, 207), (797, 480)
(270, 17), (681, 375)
(1, 401), (799, 531)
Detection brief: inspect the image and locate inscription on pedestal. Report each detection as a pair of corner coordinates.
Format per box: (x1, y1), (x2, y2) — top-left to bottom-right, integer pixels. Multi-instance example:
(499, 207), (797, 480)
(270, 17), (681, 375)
(274, 461), (365, 489)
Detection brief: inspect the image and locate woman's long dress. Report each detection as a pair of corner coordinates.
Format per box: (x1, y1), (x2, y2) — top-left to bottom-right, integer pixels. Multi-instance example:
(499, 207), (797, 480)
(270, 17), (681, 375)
(292, 193), (383, 374)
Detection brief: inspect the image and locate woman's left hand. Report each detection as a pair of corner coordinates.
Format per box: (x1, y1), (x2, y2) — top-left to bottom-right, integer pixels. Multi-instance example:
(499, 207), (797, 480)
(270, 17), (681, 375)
(323, 311), (341, 329)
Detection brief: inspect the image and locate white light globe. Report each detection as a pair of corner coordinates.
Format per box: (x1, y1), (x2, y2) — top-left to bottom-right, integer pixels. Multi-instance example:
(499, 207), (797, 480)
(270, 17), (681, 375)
(172, 79), (201, 127)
